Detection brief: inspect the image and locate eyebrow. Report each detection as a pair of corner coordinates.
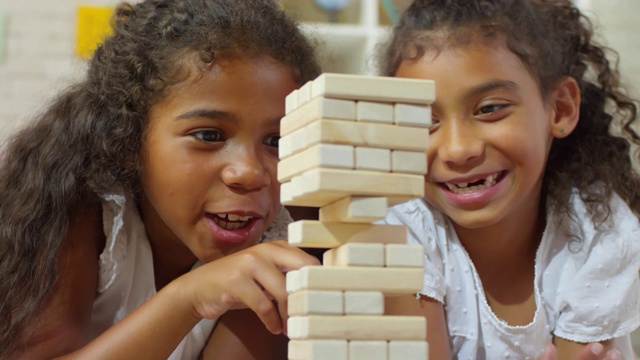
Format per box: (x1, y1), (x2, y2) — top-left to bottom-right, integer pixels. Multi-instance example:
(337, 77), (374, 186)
(466, 80), (520, 98)
(176, 109), (237, 122)
(175, 108), (283, 126)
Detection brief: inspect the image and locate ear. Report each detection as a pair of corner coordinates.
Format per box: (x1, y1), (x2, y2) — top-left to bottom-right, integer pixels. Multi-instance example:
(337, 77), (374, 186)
(548, 76), (580, 138)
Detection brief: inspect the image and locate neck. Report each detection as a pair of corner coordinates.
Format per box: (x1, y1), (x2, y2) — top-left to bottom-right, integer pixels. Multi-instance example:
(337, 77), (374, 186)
(453, 194), (545, 305)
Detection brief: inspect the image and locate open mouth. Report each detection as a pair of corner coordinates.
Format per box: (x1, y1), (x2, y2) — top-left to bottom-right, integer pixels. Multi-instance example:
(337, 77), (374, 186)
(209, 213), (255, 230)
(442, 171), (505, 194)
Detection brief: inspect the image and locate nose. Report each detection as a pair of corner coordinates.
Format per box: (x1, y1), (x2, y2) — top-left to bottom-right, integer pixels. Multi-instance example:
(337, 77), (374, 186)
(221, 145), (272, 192)
(436, 119), (484, 166)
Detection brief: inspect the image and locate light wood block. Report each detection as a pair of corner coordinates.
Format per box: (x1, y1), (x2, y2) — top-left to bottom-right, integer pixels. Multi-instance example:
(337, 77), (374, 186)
(385, 244), (425, 268)
(278, 144), (354, 182)
(281, 97), (356, 136)
(344, 291), (385, 315)
(355, 147), (391, 172)
(288, 340), (348, 360)
(394, 103), (432, 127)
(298, 81), (312, 106)
(319, 196), (388, 223)
(288, 290), (343, 316)
(285, 89), (298, 115)
(279, 126), (306, 159)
(286, 269), (300, 294)
(388, 341), (429, 360)
(286, 265), (423, 294)
(349, 340), (388, 360)
(310, 73), (435, 105)
(280, 168), (424, 207)
(357, 101), (394, 124)
(287, 220), (407, 248)
(323, 243), (385, 267)
(391, 150), (427, 175)
(288, 315), (426, 340)
(305, 119), (429, 152)
(280, 181), (294, 204)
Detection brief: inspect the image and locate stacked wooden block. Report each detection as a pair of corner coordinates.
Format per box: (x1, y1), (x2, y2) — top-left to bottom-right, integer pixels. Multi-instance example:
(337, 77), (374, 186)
(280, 73), (435, 360)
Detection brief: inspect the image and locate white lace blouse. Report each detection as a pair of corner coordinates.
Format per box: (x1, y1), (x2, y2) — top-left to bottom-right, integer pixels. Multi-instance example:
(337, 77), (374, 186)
(89, 193), (291, 360)
(382, 192), (640, 360)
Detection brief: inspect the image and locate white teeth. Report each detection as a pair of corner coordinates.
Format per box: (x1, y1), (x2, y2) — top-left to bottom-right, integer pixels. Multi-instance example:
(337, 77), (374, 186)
(219, 213), (253, 222)
(444, 172), (500, 194)
(232, 214), (252, 221)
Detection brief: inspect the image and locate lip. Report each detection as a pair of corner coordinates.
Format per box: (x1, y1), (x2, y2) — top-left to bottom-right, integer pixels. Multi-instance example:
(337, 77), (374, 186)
(204, 211), (264, 244)
(437, 170), (507, 207)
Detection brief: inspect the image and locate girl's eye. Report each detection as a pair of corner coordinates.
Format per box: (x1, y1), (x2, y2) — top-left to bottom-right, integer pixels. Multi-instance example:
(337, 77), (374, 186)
(191, 130), (224, 143)
(429, 118), (440, 133)
(264, 134), (280, 148)
(476, 103), (507, 115)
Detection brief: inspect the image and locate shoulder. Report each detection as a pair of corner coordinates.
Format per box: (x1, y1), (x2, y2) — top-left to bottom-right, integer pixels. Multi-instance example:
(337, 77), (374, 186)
(542, 192), (640, 342)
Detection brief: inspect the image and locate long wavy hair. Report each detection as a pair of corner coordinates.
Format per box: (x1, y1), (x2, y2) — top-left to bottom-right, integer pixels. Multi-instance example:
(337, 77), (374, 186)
(0, 0), (320, 353)
(380, 0), (640, 229)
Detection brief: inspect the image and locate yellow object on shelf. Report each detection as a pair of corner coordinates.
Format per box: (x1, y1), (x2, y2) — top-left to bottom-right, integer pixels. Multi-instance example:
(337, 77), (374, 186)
(75, 5), (114, 59)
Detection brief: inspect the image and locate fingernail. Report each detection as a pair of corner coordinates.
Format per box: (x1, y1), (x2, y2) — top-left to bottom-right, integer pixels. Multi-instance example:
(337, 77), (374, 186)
(590, 343), (604, 356)
(609, 349), (623, 360)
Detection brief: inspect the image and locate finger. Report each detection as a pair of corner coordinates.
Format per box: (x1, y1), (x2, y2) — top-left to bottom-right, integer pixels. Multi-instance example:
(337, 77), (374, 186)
(538, 343), (557, 360)
(232, 276), (283, 334)
(604, 349), (623, 360)
(575, 343), (604, 360)
(251, 261), (290, 334)
(256, 242), (320, 272)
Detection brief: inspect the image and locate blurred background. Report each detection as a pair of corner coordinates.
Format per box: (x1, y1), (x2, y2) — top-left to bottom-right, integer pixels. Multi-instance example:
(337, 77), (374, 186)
(0, 0), (638, 351)
(0, 0), (638, 145)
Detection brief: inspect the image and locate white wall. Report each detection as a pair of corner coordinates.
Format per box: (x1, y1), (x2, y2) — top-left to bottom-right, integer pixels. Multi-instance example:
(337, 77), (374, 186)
(0, 0), (123, 146)
(0, 0), (638, 145)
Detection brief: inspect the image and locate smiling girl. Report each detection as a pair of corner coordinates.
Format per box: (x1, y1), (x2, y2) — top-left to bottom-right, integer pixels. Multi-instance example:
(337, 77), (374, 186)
(0, 1), (321, 359)
(380, 0), (640, 359)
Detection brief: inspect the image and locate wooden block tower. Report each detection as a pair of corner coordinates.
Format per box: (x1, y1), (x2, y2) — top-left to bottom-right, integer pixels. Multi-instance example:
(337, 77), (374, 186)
(280, 73), (435, 360)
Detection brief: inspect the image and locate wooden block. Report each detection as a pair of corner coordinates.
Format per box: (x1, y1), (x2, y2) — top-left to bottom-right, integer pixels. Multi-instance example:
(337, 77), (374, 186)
(286, 270), (301, 294)
(288, 315), (426, 340)
(391, 150), (427, 175)
(394, 104), (432, 127)
(287, 220), (407, 248)
(280, 181), (294, 204)
(286, 89), (298, 115)
(388, 341), (429, 360)
(344, 291), (385, 315)
(288, 340), (348, 360)
(279, 132), (294, 160)
(286, 265), (423, 294)
(385, 244), (425, 268)
(349, 340), (388, 360)
(288, 290), (343, 316)
(323, 243), (385, 267)
(310, 73), (435, 105)
(298, 81), (312, 106)
(278, 144), (354, 182)
(355, 147), (391, 172)
(305, 119), (429, 152)
(357, 101), (394, 124)
(281, 97), (356, 136)
(280, 168), (424, 207)
(319, 196), (388, 223)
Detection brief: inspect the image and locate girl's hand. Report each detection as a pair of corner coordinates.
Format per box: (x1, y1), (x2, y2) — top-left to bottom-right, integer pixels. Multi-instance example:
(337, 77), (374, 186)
(180, 240), (319, 335)
(539, 343), (624, 360)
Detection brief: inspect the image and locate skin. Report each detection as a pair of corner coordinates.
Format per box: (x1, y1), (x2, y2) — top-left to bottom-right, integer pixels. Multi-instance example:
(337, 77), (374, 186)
(13, 56), (319, 359)
(387, 38), (617, 359)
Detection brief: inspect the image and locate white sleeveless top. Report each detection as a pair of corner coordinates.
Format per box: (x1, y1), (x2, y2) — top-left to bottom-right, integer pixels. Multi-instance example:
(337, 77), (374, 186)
(89, 193), (291, 359)
(382, 192), (640, 360)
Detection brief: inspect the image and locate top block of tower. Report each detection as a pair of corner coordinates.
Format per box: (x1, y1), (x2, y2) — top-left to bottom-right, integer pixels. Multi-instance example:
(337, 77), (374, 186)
(310, 73), (435, 105)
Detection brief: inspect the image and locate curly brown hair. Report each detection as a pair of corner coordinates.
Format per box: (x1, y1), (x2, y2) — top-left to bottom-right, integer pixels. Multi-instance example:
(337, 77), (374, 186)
(0, 0), (320, 354)
(380, 0), (640, 230)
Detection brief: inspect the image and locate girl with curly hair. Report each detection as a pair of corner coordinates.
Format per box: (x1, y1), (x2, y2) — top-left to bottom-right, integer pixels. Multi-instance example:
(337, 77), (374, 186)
(380, 1), (640, 359)
(0, 0), (322, 358)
